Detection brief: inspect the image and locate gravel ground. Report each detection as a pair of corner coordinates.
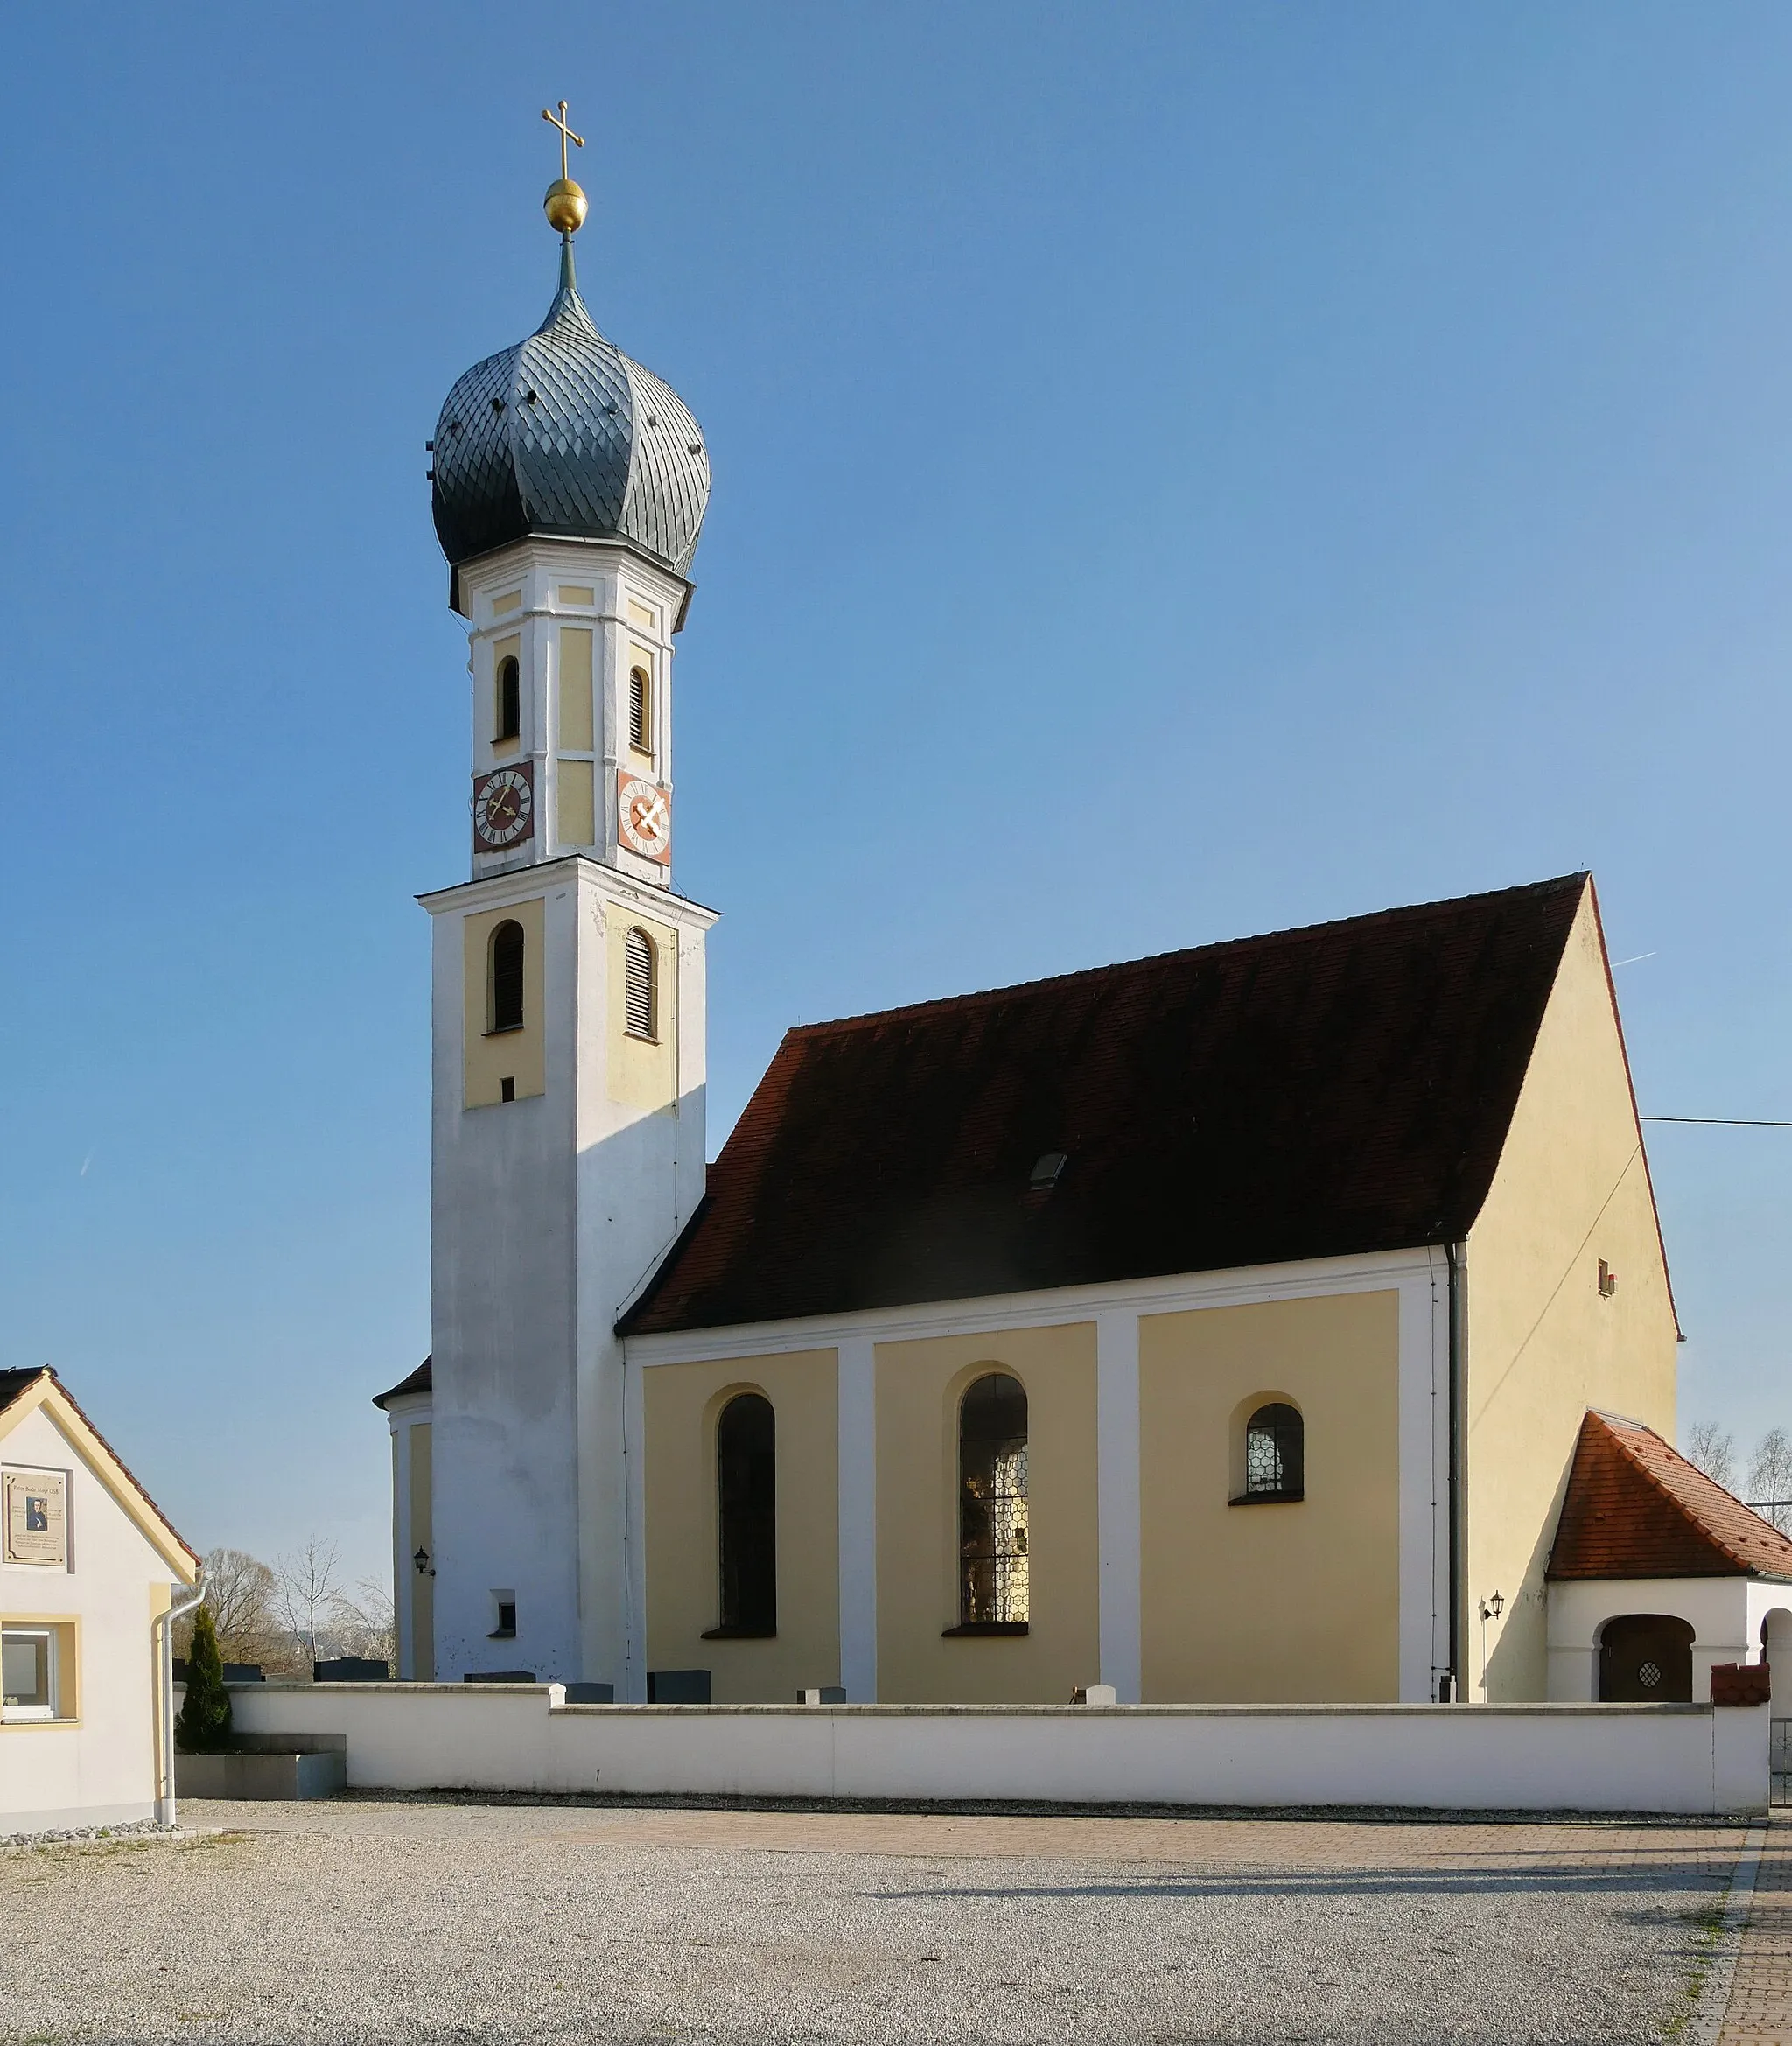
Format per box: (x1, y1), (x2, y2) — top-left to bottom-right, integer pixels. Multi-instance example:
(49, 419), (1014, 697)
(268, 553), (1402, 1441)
(0, 1797), (1746, 2044)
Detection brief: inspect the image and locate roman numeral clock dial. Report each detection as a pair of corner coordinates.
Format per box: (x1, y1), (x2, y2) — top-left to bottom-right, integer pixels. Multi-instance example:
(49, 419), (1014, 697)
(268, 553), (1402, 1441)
(472, 763), (535, 851)
(617, 772), (671, 865)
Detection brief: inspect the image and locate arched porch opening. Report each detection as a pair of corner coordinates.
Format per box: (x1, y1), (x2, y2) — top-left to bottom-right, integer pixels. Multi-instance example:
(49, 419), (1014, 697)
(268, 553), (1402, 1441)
(1598, 1613), (1694, 1702)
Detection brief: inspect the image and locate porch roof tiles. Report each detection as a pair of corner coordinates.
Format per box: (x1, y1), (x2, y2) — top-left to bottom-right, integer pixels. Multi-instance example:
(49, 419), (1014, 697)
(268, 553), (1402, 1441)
(1548, 1410), (1792, 1582)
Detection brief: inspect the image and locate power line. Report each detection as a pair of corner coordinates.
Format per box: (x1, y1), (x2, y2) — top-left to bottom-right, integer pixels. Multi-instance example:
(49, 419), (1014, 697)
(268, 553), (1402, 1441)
(1641, 1117), (1792, 1128)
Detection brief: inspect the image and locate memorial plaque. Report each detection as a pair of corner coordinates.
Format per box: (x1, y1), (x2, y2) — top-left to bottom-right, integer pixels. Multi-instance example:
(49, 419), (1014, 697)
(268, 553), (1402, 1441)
(3, 1468), (66, 1566)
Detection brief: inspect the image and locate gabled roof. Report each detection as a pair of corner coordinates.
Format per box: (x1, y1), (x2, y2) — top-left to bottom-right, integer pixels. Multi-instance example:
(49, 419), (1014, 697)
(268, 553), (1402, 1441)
(0, 1367), (199, 1579)
(625, 873), (1592, 1336)
(373, 1357), (432, 1410)
(1549, 1411), (1792, 1582)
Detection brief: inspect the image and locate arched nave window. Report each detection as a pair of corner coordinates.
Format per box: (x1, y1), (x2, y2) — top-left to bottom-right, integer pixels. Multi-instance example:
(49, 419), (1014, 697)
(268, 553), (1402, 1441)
(958, 1373), (1029, 1628)
(1243, 1402), (1304, 1500)
(714, 1392), (776, 1636)
(624, 928), (656, 1040)
(488, 921), (525, 1035)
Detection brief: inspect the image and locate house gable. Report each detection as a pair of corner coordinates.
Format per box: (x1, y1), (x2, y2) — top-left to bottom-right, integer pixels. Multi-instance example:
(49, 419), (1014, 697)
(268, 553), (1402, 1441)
(0, 1370), (197, 1583)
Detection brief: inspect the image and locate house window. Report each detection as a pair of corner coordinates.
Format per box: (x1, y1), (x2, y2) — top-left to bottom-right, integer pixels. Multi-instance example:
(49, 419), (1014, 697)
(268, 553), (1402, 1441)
(954, 1373), (1029, 1631)
(628, 667), (652, 753)
(495, 655), (521, 741)
(1, 1625), (61, 1721)
(488, 1594), (516, 1640)
(488, 921), (525, 1034)
(710, 1392), (776, 1636)
(1242, 1402), (1304, 1500)
(624, 928), (655, 1040)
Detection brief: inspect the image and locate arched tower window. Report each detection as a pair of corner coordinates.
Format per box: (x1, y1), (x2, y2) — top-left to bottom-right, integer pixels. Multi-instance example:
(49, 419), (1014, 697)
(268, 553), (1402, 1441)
(624, 928), (655, 1040)
(957, 1373), (1029, 1628)
(628, 667), (652, 753)
(1243, 1402), (1304, 1499)
(713, 1392), (776, 1636)
(495, 655), (521, 742)
(488, 921), (525, 1034)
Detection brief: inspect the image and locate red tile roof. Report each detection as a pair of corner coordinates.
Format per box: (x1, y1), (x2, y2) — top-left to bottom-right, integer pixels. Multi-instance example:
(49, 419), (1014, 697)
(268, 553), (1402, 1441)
(625, 874), (1595, 1336)
(1549, 1412), (1792, 1581)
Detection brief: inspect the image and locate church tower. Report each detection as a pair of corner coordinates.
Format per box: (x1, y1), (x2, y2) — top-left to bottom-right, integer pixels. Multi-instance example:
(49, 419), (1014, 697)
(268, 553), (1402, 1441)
(417, 112), (715, 1692)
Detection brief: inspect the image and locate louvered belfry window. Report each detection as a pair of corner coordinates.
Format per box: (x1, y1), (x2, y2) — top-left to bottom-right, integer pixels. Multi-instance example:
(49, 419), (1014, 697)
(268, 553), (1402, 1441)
(628, 667), (651, 752)
(496, 655), (521, 741)
(624, 928), (655, 1040)
(959, 1373), (1029, 1625)
(489, 921), (525, 1034)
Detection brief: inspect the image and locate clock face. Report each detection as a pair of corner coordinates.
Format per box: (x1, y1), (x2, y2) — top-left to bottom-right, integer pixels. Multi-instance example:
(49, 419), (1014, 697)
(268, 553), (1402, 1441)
(472, 763), (535, 851)
(617, 773), (671, 864)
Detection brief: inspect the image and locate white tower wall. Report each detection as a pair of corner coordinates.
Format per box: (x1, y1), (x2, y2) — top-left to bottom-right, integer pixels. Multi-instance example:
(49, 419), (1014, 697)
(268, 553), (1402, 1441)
(423, 537), (714, 1692)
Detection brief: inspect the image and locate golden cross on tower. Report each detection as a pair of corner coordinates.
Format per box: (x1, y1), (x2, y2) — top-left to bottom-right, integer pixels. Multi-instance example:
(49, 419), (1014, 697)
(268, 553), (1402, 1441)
(542, 100), (585, 183)
(541, 100), (589, 236)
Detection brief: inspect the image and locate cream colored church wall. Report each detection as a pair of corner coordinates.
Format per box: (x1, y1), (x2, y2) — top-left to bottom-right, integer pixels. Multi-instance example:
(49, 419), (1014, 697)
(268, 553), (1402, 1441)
(874, 1323), (1099, 1705)
(1138, 1290), (1402, 1702)
(461, 897), (545, 1106)
(606, 911), (679, 1111)
(1463, 884), (1679, 1703)
(642, 1350), (840, 1702)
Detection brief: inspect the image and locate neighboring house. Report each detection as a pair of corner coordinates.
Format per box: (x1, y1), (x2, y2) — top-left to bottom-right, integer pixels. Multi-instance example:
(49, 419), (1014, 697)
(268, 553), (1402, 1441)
(377, 179), (1692, 1708)
(1, 1369), (198, 1832)
(1547, 1411), (1792, 1702)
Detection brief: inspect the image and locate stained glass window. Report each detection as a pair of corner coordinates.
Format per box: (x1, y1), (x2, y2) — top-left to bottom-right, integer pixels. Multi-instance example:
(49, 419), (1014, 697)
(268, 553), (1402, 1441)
(959, 1374), (1029, 1625)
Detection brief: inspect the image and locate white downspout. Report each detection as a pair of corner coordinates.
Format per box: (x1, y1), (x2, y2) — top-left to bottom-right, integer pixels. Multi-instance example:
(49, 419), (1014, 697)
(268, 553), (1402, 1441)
(151, 1582), (205, 1826)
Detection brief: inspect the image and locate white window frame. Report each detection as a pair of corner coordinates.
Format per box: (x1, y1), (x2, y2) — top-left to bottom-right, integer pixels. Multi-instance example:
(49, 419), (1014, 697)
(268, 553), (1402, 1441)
(1, 1624), (60, 1722)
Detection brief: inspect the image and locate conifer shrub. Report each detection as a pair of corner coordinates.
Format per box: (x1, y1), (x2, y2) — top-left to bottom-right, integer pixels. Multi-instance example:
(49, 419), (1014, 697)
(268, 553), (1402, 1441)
(175, 1602), (234, 1753)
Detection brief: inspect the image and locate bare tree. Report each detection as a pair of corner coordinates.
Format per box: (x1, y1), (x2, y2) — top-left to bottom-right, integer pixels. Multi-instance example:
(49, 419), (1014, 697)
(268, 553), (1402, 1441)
(273, 1535), (343, 1673)
(1747, 1428), (1792, 1536)
(178, 1547), (284, 1668)
(1684, 1422), (1737, 1493)
(331, 1578), (396, 1669)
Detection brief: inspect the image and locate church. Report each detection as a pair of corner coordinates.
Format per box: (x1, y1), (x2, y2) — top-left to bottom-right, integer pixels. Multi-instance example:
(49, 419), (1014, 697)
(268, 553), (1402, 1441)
(375, 123), (1790, 1711)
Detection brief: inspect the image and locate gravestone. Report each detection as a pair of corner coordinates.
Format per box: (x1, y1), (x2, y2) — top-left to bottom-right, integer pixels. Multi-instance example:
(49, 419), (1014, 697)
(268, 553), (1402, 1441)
(647, 1668), (710, 1703)
(313, 1656), (389, 1683)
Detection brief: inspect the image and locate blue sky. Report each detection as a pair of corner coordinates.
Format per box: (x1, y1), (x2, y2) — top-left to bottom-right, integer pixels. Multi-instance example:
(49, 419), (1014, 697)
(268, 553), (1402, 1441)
(1, 4), (1788, 1587)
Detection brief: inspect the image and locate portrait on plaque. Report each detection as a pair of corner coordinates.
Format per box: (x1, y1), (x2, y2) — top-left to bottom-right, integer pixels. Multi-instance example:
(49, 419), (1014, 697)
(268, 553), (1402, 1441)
(3, 1468), (67, 1566)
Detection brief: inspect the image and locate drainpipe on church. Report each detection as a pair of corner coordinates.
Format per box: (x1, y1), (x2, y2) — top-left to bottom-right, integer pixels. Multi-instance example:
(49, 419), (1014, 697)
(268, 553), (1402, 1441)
(1444, 1241), (1468, 1702)
(151, 1581), (206, 1825)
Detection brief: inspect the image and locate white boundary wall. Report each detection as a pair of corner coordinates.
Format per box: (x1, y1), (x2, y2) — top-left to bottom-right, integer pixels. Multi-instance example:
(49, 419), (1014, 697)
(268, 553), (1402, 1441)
(227, 1686), (1770, 1816)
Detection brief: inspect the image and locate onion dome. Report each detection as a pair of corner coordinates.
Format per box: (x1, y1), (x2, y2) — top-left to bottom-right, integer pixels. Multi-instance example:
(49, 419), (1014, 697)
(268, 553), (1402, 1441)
(431, 239), (710, 598)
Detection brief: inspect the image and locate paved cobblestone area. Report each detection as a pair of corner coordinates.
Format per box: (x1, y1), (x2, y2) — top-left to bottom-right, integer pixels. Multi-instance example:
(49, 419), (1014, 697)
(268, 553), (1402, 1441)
(1718, 1817), (1792, 2044)
(0, 1798), (1752, 2043)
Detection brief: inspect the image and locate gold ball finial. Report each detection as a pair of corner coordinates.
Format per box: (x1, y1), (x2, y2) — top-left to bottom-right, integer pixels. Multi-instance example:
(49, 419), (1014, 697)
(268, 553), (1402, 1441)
(541, 102), (588, 236)
(545, 179), (587, 235)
